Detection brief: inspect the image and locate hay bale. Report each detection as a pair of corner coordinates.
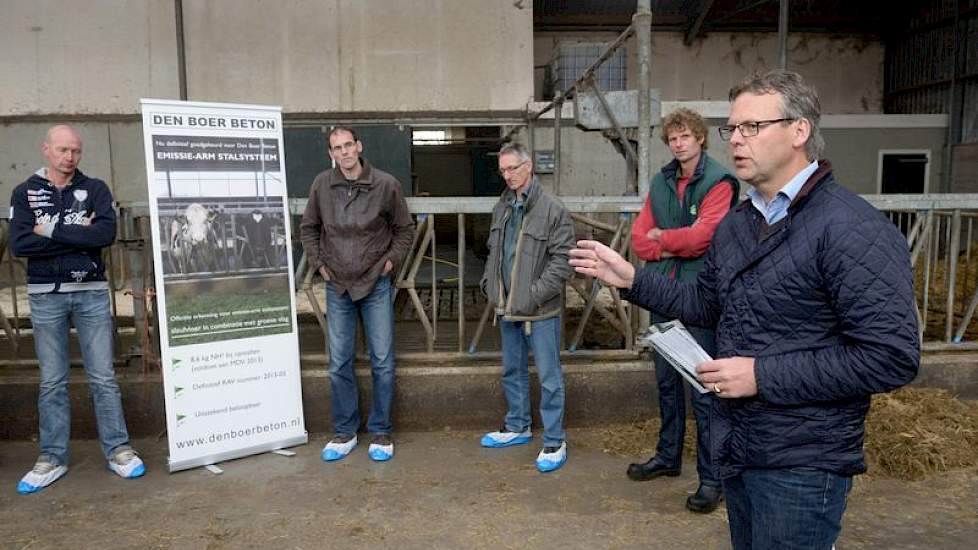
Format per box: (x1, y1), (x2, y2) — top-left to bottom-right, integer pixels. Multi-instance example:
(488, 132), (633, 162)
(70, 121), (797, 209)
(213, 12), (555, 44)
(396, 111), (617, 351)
(865, 387), (978, 480)
(578, 388), (978, 482)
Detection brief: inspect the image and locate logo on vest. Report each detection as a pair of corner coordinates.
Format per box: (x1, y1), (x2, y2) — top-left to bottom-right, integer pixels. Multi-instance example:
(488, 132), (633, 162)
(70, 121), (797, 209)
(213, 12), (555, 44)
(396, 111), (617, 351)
(689, 204), (698, 216)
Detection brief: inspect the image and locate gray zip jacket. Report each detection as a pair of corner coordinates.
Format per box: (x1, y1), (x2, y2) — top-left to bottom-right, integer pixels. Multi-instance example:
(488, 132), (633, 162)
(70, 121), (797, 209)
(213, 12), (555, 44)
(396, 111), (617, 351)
(481, 178), (575, 322)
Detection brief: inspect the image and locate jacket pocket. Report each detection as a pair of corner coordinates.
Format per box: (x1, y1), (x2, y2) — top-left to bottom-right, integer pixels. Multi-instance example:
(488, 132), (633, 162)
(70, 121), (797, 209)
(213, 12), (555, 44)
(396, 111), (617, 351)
(60, 253), (99, 283)
(27, 258), (58, 282)
(745, 403), (832, 466)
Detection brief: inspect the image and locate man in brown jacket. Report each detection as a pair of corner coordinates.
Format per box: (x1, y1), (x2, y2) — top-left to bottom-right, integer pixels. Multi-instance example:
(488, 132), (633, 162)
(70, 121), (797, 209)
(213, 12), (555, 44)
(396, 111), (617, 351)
(300, 127), (414, 462)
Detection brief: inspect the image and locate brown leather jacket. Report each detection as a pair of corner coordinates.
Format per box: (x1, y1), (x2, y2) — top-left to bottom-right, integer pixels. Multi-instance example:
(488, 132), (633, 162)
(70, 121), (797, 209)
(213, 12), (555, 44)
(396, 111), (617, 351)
(299, 159), (414, 301)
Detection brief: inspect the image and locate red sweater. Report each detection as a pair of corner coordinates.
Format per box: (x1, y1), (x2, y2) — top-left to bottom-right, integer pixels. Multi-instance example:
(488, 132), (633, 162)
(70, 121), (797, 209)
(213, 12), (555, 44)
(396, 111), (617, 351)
(631, 175), (734, 263)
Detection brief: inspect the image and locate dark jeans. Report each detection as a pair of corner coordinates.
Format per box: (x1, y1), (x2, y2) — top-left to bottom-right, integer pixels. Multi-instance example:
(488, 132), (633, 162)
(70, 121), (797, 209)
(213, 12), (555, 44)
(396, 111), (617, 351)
(651, 315), (717, 486)
(724, 467), (852, 550)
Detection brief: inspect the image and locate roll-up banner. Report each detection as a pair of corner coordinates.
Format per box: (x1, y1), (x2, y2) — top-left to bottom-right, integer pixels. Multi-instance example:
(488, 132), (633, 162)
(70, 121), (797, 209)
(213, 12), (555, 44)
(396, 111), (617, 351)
(140, 99), (307, 472)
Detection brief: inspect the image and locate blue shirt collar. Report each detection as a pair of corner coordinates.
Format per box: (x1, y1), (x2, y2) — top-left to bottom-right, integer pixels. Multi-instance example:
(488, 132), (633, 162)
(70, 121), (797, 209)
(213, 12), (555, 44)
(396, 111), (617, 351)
(747, 160), (819, 224)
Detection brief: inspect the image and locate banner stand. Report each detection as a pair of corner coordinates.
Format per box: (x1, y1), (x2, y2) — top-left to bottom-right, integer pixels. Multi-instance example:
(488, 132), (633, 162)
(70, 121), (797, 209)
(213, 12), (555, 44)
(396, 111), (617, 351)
(140, 99), (307, 472)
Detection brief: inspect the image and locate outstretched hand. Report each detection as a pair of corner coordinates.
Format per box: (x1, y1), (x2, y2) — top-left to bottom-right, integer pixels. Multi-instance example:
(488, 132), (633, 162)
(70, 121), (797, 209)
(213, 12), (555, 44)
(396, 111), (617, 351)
(569, 239), (636, 289)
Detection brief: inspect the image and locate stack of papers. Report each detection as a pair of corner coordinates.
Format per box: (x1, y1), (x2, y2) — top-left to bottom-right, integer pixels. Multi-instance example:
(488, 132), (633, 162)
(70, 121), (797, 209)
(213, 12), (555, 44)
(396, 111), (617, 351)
(638, 320), (711, 394)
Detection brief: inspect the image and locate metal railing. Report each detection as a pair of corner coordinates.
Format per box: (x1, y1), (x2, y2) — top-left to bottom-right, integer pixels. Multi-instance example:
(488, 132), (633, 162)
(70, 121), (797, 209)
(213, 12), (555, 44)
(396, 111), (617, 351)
(3, 193), (978, 367)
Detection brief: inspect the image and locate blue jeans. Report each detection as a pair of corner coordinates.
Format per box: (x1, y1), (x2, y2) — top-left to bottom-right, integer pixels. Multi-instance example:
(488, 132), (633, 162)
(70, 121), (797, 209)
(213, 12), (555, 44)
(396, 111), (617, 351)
(325, 276), (396, 436)
(29, 290), (131, 465)
(724, 467), (852, 550)
(652, 315), (718, 486)
(499, 316), (565, 447)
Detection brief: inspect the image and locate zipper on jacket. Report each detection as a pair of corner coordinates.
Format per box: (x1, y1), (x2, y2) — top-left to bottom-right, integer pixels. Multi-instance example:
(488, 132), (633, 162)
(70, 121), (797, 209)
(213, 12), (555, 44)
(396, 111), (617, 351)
(495, 206), (511, 313)
(53, 183), (64, 292)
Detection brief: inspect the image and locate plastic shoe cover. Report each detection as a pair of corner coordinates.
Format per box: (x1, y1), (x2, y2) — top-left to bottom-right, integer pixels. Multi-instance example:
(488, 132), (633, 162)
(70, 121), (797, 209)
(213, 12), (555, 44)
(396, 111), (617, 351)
(536, 442), (567, 473)
(17, 458), (67, 494)
(480, 428), (532, 448)
(108, 449), (146, 479)
(321, 435), (358, 461)
(368, 441), (394, 462)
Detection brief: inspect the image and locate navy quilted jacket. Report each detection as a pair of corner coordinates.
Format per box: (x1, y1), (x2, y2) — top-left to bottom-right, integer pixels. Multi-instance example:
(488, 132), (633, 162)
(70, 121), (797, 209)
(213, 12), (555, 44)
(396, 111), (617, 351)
(624, 161), (920, 478)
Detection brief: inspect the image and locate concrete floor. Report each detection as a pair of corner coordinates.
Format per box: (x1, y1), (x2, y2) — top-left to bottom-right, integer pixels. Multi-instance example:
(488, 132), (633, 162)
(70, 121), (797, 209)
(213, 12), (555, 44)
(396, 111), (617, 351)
(1, 431), (975, 550)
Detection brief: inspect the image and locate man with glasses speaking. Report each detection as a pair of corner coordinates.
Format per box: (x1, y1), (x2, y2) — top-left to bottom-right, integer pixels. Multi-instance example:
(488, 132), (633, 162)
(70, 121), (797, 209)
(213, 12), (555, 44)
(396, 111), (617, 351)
(480, 143), (576, 473)
(569, 70), (919, 549)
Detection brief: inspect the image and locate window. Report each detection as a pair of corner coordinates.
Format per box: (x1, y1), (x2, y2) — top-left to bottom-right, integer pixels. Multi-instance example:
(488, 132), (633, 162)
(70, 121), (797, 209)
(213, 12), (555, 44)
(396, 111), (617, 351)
(878, 150), (930, 194)
(412, 130), (448, 146)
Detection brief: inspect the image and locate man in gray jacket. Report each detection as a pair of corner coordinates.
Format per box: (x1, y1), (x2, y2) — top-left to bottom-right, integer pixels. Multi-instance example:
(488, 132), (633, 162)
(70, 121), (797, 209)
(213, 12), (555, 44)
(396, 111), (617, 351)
(480, 142), (576, 473)
(300, 127), (414, 463)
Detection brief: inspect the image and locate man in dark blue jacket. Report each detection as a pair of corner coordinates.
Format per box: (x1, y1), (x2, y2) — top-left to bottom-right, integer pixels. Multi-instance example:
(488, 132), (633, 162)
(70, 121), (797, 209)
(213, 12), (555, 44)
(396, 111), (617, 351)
(570, 71), (919, 549)
(10, 125), (145, 494)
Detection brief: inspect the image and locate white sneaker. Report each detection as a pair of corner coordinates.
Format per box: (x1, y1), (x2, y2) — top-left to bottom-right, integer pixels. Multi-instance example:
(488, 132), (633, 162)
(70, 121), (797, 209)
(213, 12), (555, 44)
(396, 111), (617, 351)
(108, 448), (146, 479)
(480, 427), (532, 448)
(536, 442), (567, 473)
(322, 434), (358, 461)
(17, 457), (68, 494)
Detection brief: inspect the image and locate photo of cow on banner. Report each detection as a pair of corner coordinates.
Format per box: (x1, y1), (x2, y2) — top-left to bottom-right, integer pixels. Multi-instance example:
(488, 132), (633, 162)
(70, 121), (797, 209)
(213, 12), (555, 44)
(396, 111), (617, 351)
(160, 200), (288, 275)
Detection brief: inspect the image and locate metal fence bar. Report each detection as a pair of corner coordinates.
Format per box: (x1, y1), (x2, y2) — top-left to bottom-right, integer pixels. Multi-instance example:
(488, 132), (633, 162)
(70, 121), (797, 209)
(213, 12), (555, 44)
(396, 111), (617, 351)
(946, 210), (962, 341)
(457, 213), (465, 353)
(431, 214), (438, 345)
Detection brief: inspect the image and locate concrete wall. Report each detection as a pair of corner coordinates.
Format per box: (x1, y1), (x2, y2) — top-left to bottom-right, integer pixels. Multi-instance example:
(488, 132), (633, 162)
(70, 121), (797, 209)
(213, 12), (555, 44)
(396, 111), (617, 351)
(0, 0), (179, 115)
(183, 0), (533, 113)
(0, 0), (533, 116)
(535, 31), (884, 114)
(952, 144), (978, 192)
(823, 123), (947, 195)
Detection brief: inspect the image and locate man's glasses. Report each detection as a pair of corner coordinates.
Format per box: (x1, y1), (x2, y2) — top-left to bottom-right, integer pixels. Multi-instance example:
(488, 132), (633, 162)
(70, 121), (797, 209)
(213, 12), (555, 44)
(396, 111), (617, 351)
(718, 118), (795, 141)
(499, 160), (527, 176)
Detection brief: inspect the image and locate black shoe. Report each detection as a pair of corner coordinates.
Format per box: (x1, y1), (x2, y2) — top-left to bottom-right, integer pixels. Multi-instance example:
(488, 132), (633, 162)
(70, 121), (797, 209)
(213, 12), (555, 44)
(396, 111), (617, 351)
(686, 484), (723, 513)
(626, 456), (681, 481)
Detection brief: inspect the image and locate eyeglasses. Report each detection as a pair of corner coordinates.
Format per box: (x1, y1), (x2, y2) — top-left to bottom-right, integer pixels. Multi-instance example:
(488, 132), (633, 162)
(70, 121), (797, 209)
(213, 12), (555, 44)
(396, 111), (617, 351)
(718, 118), (796, 141)
(499, 160), (527, 176)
